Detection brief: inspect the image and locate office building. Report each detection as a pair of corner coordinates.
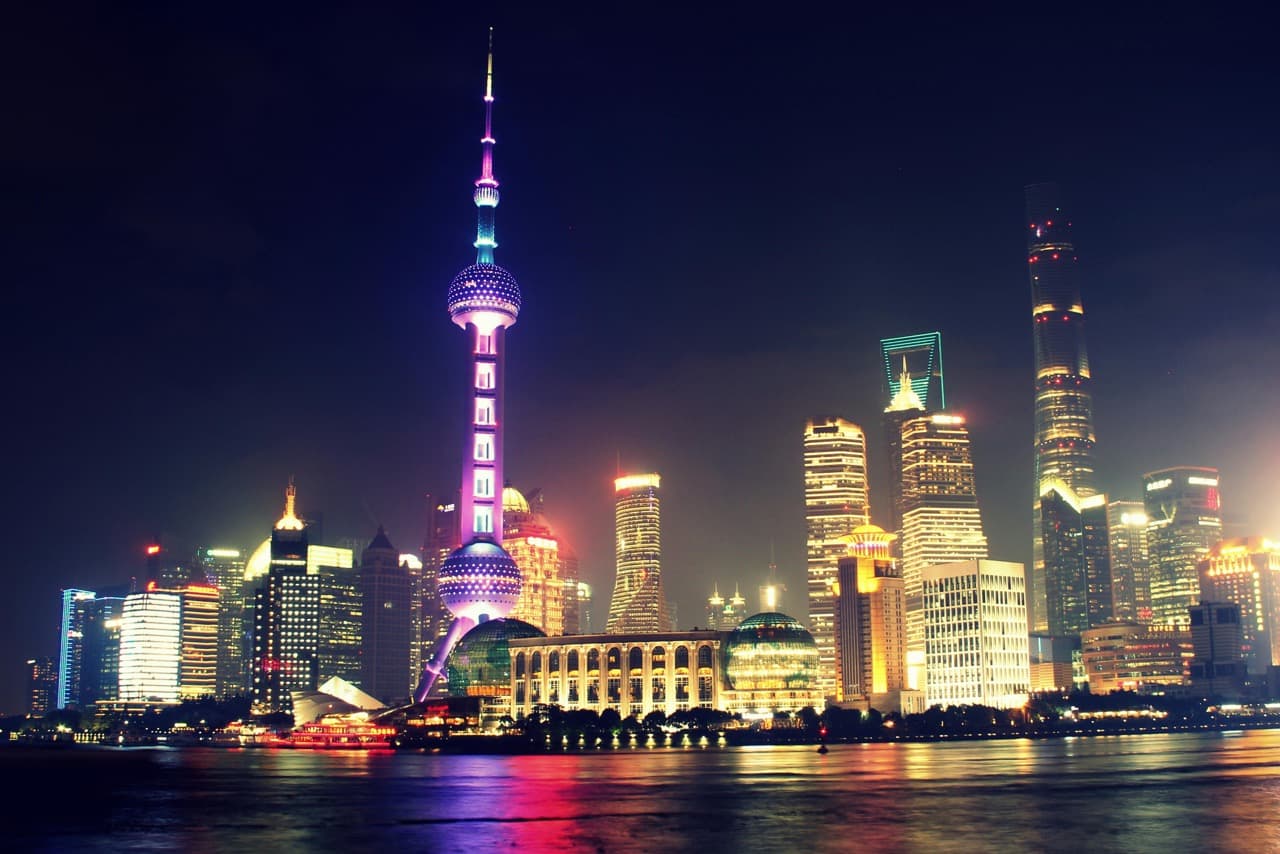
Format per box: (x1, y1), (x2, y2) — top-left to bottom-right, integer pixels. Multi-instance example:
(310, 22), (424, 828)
(177, 584), (219, 699)
(415, 35), (526, 700)
(804, 416), (869, 697)
(1107, 500), (1152, 623)
(881, 332), (945, 412)
(1028, 633), (1078, 692)
(360, 526), (413, 705)
(705, 584), (748, 630)
(1188, 601), (1245, 697)
(1144, 467), (1224, 626)
(1199, 538), (1280, 674)
(899, 412), (988, 686)
(607, 474), (672, 633)
(922, 560), (1030, 709)
(118, 590), (183, 703)
(560, 546), (583, 634)
(313, 545), (361, 685)
(27, 657), (57, 716)
(834, 526), (910, 711)
(196, 547), (249, 696)
(504, 487), (566, 636)
(422, 495), (460, 669)
(1081, 621), (1191, 693)
(252, 481), (320, 713)
(1027, 183), (1098, 634)
(56, 588), (96, 709)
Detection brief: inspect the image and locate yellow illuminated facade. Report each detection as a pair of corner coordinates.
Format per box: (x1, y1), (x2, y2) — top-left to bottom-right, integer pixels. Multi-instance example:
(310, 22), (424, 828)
(1107, 500), (1152, 623)
(834, 526), (910, 709)
(178, 585), (219, 700)
(1144, 467), (1224, 627)
(1199, 538), (1280, 674)
(804, 417), (869, 698)
(504, 487), (566, 636)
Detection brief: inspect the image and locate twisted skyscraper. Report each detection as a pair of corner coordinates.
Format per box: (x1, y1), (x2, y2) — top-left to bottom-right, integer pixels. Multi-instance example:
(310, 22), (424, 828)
(1027, 183), (1098, 634)
(416, 31), (524, 701)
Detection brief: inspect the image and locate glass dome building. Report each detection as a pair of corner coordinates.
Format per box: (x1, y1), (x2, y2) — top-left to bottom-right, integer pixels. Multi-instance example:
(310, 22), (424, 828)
(723, 612), (820, 692)
(446, 617), (546, 698)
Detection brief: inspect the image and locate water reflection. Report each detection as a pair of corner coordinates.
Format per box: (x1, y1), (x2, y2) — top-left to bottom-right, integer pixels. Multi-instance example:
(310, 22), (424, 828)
(12, 730), (1280, 851)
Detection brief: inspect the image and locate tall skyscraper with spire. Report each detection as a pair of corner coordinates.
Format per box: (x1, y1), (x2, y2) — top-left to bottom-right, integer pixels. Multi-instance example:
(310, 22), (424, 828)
(1027, 183), (1098, 633)
(416, 31), (524, 701)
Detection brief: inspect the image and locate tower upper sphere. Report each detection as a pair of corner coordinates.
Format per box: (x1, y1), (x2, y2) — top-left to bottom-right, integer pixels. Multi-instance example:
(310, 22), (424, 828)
(447, 262), (521, 329)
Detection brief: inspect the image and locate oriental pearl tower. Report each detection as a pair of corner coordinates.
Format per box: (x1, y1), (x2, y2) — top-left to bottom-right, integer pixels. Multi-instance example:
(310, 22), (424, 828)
(415, 30), (523, 702)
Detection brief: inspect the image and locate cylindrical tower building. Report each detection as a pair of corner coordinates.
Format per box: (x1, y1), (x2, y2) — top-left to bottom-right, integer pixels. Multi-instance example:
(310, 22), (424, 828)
(607, 474), (671, 632)
(416, 31), (523, 701)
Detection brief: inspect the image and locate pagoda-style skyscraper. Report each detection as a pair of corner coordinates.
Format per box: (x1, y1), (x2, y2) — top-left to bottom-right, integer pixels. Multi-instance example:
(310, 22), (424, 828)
(415, 31), (523, 701)
(1027, 183), (1098, 633)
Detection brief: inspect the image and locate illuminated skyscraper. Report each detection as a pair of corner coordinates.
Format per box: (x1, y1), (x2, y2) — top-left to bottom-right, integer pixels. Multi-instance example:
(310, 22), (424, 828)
(252, 481), (320, 713)
(416, 31), (524, 701)
(881, 332), (945, 412)
(705, 584), (748, 630)
(1198, 538), (1280, 675)
(608, 474), (672, 633)
(56, 588), (96, 709)
(883, 356), (927, 555)
(804, 416), (869, 697)
(1107, 500), (1152, 622)
(196, 546), (248, 696)
(1028, 183), (1098, 633)
(1144, 467), (1224, 627)
(922, 559), (1030, 709)
(27, 657), (56, 716)
(360, 526), (413, 705)
(421, 495), (460, 674)
(1038, 487), (1114, 635)
(560, 545), (583, 634)
(313, 545), (361, 685)
(118, 590), (182, 703)
(1188, 601), (1245, 697)
(177, 584), (219, 700)
(503, 487), (566, 636)
(898, 412), (988, 687)
(834, 526), (908, 709)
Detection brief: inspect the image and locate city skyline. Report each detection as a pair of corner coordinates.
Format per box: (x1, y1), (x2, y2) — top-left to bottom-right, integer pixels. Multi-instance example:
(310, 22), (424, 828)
(7, 7), (1279, 714)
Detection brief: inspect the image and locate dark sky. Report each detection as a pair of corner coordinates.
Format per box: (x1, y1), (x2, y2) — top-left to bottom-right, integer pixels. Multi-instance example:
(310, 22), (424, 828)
(6, 4), (1278, 713)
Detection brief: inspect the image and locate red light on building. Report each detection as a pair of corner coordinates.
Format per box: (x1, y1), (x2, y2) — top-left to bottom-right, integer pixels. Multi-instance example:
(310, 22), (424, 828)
(146, 581), (158, 592)
(146, 545), (161, 555)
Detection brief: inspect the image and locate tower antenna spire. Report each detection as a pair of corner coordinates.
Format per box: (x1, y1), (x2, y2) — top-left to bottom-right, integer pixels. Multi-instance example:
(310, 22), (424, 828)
(473, 27), (500, 264)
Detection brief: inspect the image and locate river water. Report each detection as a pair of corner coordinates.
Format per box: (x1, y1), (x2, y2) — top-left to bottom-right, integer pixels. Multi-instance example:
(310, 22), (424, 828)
(10, 729), (1280, 852)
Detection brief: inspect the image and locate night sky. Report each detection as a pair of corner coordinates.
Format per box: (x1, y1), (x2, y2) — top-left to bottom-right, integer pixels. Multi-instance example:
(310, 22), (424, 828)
(7, 5), (1278, 713)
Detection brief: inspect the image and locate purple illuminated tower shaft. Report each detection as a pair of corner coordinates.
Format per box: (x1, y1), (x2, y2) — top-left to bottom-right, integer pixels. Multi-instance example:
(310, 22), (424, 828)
(415, 30), (523, 703)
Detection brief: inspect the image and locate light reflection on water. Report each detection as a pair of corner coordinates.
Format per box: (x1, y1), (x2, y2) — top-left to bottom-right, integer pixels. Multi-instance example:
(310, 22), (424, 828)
(12, 730), (1280, 852)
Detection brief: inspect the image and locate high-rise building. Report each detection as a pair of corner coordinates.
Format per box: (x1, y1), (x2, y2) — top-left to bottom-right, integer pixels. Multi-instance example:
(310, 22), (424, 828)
(705, 584), (748, 630)
(922, 559), (1030, 709)
(804, 416), (869, 697)
(503, 487), (566, 635)
(1038, 486), (1114, 635)
(415, 32), (525, 701)
(1081, 621), (1191, 693)
(1107, 500), (1152, 623)
(313, 545), (361, 685)
(608, 474), (672, 633)
(881, 332), (945, 412)
(118, 590), (183, 703)
(196, 547), (249, 696)
(27, 657), (57, 716)
(575, 582), (594, 634)
(145, 539), (203, 588)
(1199, 538), (1280, 675)
(1144, 467), (1224, 627)
(252, 481), (320, 713)
(1188, 601), (1245, 697)
(883, 356), (927, 558)
(1027, 183), (1098, 634)
(56, 588), (96, 709)
(177, 584), (219, 700)
(421, 496), (460, 675)
(360, 526), (413, 705)
(560, 545), (583, 635)
(834, 526), (907, 709)
(898, 412), (988, 687)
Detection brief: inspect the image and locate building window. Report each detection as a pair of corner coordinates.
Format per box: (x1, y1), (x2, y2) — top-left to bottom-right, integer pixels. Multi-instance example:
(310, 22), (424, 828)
(474, 506), (493, 535)
(475, 362), (495, 390)
(474, 434), (494, 462)
(475, 470), (494, 498)
(475, 398), (494, 426)
(476, 334), (493, 355)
